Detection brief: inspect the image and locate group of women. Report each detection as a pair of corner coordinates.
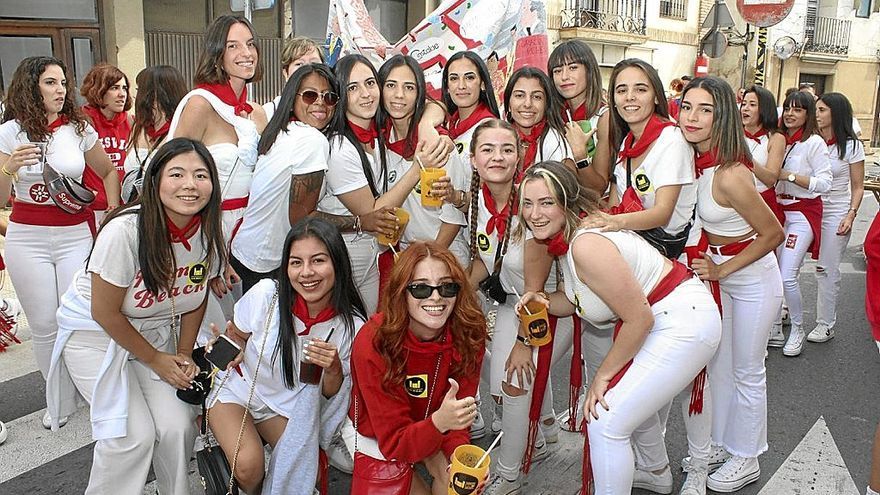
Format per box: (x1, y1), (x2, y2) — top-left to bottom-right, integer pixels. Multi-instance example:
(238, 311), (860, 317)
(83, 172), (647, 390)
(0, 11), (867, 495)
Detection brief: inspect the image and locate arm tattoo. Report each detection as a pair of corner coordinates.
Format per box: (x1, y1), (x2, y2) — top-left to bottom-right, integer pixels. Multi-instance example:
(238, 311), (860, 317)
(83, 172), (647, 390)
(290, 170), (325, 200)
(312, 211), (357, 232)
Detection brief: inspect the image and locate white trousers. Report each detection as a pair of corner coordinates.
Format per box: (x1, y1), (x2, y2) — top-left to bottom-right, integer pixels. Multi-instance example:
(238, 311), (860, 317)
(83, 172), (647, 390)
(709, 251), (782, 457)
(345, 233), (380, 314)
(588, 279), (721, 495)
(816, 195), (852, 328)
(5, 221), (92, 379)
(776, 210), (814, 327)
(63, 330), (196, 495)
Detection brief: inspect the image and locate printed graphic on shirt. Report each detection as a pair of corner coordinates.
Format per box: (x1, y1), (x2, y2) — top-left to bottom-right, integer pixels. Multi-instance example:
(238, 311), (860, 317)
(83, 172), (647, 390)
(476, 233), (492, 254)
(451, 472), (479, 494)
(388, 169), (398, 184)
(634, 170), (653, 194)
(188, 262), (207, 284)
(132, 262), (209, 309)
(785, 233), (798, 249)
(29, 183), (50, 203)
(405, 374), (429, 398)
(455, 142), (465, 154)
(574, 294), (584, 318)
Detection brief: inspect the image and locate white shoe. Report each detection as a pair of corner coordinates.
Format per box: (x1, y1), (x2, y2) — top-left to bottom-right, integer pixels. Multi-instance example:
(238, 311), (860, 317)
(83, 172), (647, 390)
(807, 323), (835, 343)
(539, 415), (560, 444)
(767, 323), (786, 348)
(530, 439), (551, 463)
(491, 401), (503, 434)
(679, 461), (708, 495)
(42, 410), (68, 430)
(682, 444), (731, 474)
(783, 325), (805, 357)
(632, 466), (673, 494)
(483, 473), (522, 495)
(0, 420), (7, 445)
(781, 305), (790, 325)
(470, 408), (487, 440)
(707, 456), (760, 492)
(326, 432), (353, 474)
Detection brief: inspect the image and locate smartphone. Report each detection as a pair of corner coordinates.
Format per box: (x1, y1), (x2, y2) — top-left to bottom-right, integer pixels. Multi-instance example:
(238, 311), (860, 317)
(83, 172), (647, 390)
(205, 335), (242, 370)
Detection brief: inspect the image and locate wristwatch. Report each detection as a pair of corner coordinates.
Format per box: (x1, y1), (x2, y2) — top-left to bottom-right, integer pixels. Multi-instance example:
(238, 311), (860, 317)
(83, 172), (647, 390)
(787, 173), (796, 183)
(516, 334), (532, 346)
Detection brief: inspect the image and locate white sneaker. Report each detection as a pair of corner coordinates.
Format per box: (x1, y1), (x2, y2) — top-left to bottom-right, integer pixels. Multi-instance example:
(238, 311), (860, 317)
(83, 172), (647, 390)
(326, 433), (353, 474)
(42, 410), (68, 430)
(483, 473), (522, 495)
(706, 456), (760, 492)
(531, 439), (551, 463)
(0, 420), (7, 445)
(767, 323), (786, 348)
(491, 401), (503, 434)
(682, 444), (731, 474)
(539, 415), (560, 444)
(632, 466), (673, 494)
(470, 408), (487, 440)
(679, 461), (708, 495)
(807, 323), (835, 343)
(783, 325), (805, 357)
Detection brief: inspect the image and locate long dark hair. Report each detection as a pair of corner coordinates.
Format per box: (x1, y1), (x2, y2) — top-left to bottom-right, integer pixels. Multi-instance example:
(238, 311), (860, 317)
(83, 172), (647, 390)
(780, 91), (818, 141)
(258, 63), (338, 155)
(127, 65), (188, 153)
(548, 39), (603, 119)
(327, 54), (387, 198)
(441, 51), (500, 118)
(376, 55), (426, 158)
(818, 92), (859, 160)
(95, 138), (226, 295)
(194, 15), (263, 85)
(607, 59), (669, 152)
(2, 56), (88, 142)
(503, 67), (567, 159)
(275, 218), (366, 388)
(742, 85), (778, 133)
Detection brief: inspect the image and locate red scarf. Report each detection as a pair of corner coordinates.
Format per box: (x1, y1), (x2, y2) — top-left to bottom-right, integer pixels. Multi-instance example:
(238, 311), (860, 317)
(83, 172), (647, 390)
(743, 127), (768, 144)
(166, 215), (201, 251)
(825, 136), (837, 146)
(47, 115), (69, 133)
(518, 120), (546, 173)
(617, 115), (674, 163)
(482, 184), (514, 239)
(563, 101), (587, 122)
(694, 148), (718, 178)
(146, 121), (171, 142)
(292, 296), (337, 336)
(448, 103), (495, 140)
(539, 231), (570, 257)
(785, 127), (804, 146)
(196, 82), (253, 116)
(382, 120), (417, 159)
(347, 119), (379, 145)
(403, 323), (456, 358)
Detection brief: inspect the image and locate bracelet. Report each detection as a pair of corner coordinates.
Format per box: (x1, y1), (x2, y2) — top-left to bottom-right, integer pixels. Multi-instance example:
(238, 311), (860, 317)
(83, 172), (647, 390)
(516, 334), (532, 346)
(354, 215), (362, 236)
(575, 158), (591, 170)
(1, 165), (17, 180)
(848, 208), (858, 214)
(452, 190), (467, 209)
(536, 290), (549, 301)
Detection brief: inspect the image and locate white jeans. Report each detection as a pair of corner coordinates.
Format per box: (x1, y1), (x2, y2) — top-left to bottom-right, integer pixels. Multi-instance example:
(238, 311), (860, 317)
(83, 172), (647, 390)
(816, 194), (852, 328)
(588, 279), (721, 494)
(63, 330), (196, 495)
(776, 210), (814, 327)
(344, 233), (380, 314)
(709, 251), (782, 457)
(5, 221), (92, 379)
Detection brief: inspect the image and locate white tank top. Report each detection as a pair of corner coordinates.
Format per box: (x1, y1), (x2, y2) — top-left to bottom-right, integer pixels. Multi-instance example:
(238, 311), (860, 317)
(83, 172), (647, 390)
(746, 134), (771, 193)
(696, 166), (753, 237)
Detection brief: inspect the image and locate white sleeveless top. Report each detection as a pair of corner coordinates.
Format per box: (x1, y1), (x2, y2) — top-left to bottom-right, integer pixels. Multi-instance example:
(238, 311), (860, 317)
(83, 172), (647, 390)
(696, 166), (753, 237)
(746, 134), (771, 193)
(561, 228), (665, 329)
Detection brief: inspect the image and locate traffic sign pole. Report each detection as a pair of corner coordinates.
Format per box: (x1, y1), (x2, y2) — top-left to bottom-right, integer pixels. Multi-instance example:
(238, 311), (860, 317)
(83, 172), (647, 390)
(755, 27), (768, 86)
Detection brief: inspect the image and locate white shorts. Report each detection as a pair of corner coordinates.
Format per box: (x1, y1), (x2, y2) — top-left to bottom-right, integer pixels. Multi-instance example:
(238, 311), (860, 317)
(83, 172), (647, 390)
(213, 382), (279, 424)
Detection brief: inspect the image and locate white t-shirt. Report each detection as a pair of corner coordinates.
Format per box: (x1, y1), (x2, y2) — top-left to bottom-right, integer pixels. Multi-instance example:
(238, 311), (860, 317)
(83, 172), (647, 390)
(0, 120), (98, 205)
(746, 134), (771, 194)
(232, 123), (330, 273)
(776, 134), (833, 200)
(826, 139), (865, 197)
(612, 126), (696, 233)
(263, 95), (281, 123)
(535, 128), (572, 164)
(220, 279), (363, 416)
(316, 135), (383, 217)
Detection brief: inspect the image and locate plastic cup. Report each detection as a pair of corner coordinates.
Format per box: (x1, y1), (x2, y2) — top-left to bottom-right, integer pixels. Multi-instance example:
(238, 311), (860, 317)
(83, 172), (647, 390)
(300, 339), (323, 385)
(518, 301), (552, 347)
(447, 444), (489, 495)
(420, 167), (445, 207)
(376, 207), (409, 246)
(576, 120), (596, 158)
(27, 142), (47, 173)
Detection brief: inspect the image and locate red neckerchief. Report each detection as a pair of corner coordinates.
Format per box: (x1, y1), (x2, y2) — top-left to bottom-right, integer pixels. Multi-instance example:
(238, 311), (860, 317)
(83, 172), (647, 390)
(563, 101), (587, 122)
(448, 103), (495, 140)
(539, 231), (569, 257)
(292, 296), (337, 336)
(165, 215), (201, 251)
(518, 120), (547, 173)
(47, 115), (69, 133)
(347, 119), (379, 145)
(617, 115), (673, 163)
(482, 183), (515, 238)
(825, 136), (837, 146)
(694, 148), (718, 178)
(743, 127), (768, 144)
(146, 121), (171, 142)
(785, 127), (804, 146)
(196, 82), (253, 116)
(402, 323), (457, 360)
(382, 120), (417, 159)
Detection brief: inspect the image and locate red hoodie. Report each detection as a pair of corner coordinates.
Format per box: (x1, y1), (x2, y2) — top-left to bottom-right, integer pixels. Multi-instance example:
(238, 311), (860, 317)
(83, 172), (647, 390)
(82, 105), (130, 210)
(350, 313), (483, 463)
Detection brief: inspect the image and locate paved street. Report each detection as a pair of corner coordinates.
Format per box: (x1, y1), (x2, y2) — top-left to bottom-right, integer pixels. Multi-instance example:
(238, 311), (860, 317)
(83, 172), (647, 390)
(1, 156), (879, 494)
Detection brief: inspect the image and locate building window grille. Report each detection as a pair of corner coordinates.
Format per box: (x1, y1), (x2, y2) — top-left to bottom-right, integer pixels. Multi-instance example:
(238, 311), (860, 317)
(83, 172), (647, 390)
(660, 0), (687, 20)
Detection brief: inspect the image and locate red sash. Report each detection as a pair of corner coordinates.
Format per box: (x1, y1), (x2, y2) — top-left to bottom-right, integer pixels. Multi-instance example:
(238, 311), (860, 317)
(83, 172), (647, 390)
(865, 212), (880, 341)
(10, 200), (95, 236)
(779, 196), (823, 260)
(760, 188), (785, 227)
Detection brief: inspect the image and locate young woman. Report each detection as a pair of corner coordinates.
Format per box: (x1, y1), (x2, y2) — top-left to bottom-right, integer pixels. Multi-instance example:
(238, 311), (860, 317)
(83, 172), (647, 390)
(740, 86), (786, 226)
(208, 217), (366, 494)
(440, 51), (501, 165)
(45, 138), (225, 494)
(0, 56), (119, 428)
(679, 77), (784, 494)
(464, 120), (574, 494)
(809, 92), (864, 343)
(315, 53), (446, 314)
(517, 161), (721, 495)
(350, 241), (486, 494)
(263, 36), (325, 121)
(548, 39), (612, 193)
(503, 67), (572, 178)
(774, 91), (832, 357)
(122, 65), (188, 203)
(80, 63), (132, 222)
(231, 64), (338, 292)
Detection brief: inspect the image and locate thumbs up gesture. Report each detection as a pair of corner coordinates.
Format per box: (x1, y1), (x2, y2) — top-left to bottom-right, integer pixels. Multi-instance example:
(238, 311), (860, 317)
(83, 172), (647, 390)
(431, 378), (479, 433)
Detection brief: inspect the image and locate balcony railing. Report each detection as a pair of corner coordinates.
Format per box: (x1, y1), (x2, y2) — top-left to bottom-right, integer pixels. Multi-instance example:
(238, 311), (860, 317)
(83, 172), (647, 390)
(560, 0), (647, 35)
(803, 16), (851, 56)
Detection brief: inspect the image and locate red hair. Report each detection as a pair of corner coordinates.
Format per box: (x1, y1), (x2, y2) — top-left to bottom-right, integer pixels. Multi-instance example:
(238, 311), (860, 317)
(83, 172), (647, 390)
(80, 63), (132, 111)
(376, 241), (487, 392)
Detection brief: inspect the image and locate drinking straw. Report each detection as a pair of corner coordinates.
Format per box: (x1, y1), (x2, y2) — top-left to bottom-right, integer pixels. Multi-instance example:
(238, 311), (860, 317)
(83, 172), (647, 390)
(476, 431), (504, 468)
(511, 287), (533, 315)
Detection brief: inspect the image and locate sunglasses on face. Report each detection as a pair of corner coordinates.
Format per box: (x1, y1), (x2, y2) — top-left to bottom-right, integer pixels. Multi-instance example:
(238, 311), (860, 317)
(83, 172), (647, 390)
(406, 282), (461, 299)
(298, 90), (339, 106)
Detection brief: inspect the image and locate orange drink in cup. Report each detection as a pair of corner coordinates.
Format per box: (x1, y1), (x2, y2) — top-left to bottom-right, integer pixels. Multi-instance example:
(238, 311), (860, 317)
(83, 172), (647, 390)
(518, 300), (552, 347)
(420, 167), (445, 207)
(376, 207), (409, 246)
(448, 444), (489, 495)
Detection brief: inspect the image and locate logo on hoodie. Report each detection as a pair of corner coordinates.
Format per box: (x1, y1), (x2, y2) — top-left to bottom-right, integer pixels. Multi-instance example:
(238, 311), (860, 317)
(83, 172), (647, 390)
(405, 374), (428, 398)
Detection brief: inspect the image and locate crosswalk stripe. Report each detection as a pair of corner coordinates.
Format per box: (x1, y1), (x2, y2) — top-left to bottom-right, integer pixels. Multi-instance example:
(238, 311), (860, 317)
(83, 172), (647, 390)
(0, 340), (39, 383)
(0, 408), (93, 483)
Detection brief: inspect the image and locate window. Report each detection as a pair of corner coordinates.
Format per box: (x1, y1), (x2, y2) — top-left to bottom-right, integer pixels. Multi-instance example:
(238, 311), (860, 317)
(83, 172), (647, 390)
(854, 0), (879, 18)
(660, 0), (688, 20)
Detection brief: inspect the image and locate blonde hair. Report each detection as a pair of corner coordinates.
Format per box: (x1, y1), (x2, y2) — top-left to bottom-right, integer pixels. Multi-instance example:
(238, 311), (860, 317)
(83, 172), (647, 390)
(280, 36), (324, 72)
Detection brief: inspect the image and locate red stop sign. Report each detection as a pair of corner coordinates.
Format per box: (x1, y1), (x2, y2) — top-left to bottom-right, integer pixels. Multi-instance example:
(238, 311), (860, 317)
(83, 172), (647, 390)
(736, 0), (794, 27)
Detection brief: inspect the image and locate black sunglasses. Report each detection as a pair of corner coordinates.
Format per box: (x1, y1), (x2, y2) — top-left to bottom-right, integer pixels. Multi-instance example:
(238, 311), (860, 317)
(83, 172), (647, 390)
(298, 90), (339, 107)
(406, 282), (461, 299)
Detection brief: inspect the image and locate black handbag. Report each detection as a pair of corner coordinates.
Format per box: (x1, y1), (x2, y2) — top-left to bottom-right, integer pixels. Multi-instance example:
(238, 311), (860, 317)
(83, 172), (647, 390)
(196, 414), (239, 495)
(176, 346), (213, 405)
(624, 158), (694, 259)
(479, 272), (509, 305)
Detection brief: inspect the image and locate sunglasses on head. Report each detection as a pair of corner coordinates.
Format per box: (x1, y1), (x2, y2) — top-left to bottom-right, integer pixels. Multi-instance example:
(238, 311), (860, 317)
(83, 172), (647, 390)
(406, 282), (461, 299)
(298, 90), (339, 106)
